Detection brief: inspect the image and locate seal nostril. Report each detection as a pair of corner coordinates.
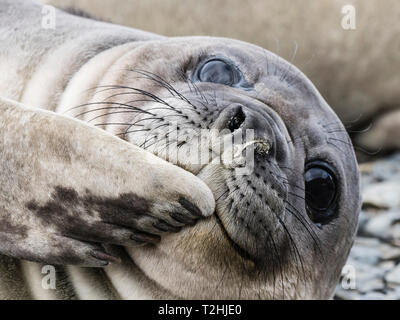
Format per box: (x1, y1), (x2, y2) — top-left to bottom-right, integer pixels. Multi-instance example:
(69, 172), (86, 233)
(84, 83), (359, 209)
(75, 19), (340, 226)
(227, 106), (246, 132)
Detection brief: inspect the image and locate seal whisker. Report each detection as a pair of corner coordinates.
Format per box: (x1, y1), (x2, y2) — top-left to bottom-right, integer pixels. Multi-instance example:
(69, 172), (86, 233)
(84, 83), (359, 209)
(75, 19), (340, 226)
(91, 85), (177, 112)
(87, 110), (148, 123)
(267, 221), (286, 299)
(287, 191), (305, 201)
(125, 117), (165, 143)
(71, 102), (155, 119)
(329, 137), (353, 146)
(330, 137), (376, 155)
(264, 232), (279, 300)
(178, 69), (209, 105)
(127, 116), (164, 127)
(283, 203), (323, 259)
(187, 96), (211, 112)
(270, 209), (307, 296)
(63, 85), (170, 113)
(138, 123), (172, 149)
(145, 105), (192, 113)
(215, 264), (229, 292)
(128, 69), (207, 112)
(281, 180), (306, 193)
(268, 171), (305, 192)
(139, 122), (197, 151)
(322, 113), (364, 129)
(100, 92), (194, 115)
(128, 69), (183, 98)
(66, 106), (142, 117)
(161, 114), (191, 120)
(279, 203), (315, 287)
(63, 103), (150, 116)
(102, 91), (149, 101)
(189, 80), (209, 105)
(326, 129), (351, 134)
(93, 122), (142, 127)
(287, 53), (316, 88)
(241, 183), (279, 299)
(286, 133), (309, 145)
(290, 41), (299, 66)
(273, 38), (280, 77)
(266, 159), (304, 176)
(128, 73), (179, 99)
(115, 128), (150, 137)
(155, 124), (200, 156)
(326, 122), (372, 134)
(327, 141), (347, 154)
(177, 70), (195, 96)
(113, 87), (204, 119)
(280, 40), (298, 83)
(105, 116), (162, 139)
(142, 128), (180, 152)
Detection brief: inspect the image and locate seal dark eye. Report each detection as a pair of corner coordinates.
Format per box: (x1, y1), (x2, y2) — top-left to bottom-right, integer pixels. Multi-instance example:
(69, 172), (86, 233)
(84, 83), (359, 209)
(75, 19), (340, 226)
(304, 162), (337, 224)
(197, 59), (239, 86)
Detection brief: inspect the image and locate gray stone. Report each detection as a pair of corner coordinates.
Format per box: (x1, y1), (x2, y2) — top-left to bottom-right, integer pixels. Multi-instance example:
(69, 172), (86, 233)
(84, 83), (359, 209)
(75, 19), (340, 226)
(334, 289), (360, 300)
(349, 238), (381, 265)
(357, 211), (371, 236)
(366, 153), (400, 182)
(334, 153), (400, 300)
(360, 292), (389, 300)
(360, 290), (399, 300)
(388, 223), (400, 240)
(363, 211), (400, 238)
(357, 278), (385, 293)
(385, 264), (400, 285)
(362, 182), (400, 209)
(378, 260), (396, 271)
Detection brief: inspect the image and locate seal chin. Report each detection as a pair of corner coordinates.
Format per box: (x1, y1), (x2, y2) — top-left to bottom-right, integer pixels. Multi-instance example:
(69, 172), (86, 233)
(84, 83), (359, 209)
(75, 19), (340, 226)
(196, 149), (289, 262)
(213, 206), (255, 261)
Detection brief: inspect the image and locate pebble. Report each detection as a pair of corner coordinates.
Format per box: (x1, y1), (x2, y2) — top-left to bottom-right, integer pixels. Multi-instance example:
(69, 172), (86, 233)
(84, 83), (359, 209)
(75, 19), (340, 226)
(362, 211), (400, 238)
(334, 153), (400, 300)
(385, 264), (400, 285)
(348, 244), (381, 265)
(362, 182), (400, 209)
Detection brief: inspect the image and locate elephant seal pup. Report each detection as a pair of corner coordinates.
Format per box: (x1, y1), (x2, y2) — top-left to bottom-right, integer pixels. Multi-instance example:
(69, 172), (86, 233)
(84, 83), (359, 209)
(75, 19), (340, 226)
(0, 0), (360, 299)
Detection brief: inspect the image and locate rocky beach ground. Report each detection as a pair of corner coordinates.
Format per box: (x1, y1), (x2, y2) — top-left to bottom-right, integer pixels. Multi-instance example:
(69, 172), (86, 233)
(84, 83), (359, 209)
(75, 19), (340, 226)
(334, 153), (400, 299)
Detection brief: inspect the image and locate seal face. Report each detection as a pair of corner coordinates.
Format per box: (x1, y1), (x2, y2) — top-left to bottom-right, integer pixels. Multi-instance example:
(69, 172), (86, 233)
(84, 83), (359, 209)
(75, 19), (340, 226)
(64, 37), (361, 299)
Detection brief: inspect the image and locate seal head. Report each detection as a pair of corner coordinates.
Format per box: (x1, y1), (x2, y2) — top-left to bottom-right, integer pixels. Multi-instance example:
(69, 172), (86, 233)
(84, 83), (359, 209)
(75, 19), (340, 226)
(67, 37), (361, 299)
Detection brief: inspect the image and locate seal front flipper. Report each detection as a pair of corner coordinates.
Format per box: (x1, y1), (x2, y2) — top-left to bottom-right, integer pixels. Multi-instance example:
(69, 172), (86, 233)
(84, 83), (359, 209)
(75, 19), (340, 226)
(0, 96), (215, 267)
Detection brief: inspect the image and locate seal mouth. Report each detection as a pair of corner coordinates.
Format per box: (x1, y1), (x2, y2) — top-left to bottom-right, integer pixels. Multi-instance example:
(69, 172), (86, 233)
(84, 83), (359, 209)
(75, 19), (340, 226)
(195, 146), (267, 263)
(202, 140), (272, 261)
(213, 208), (256, 262)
